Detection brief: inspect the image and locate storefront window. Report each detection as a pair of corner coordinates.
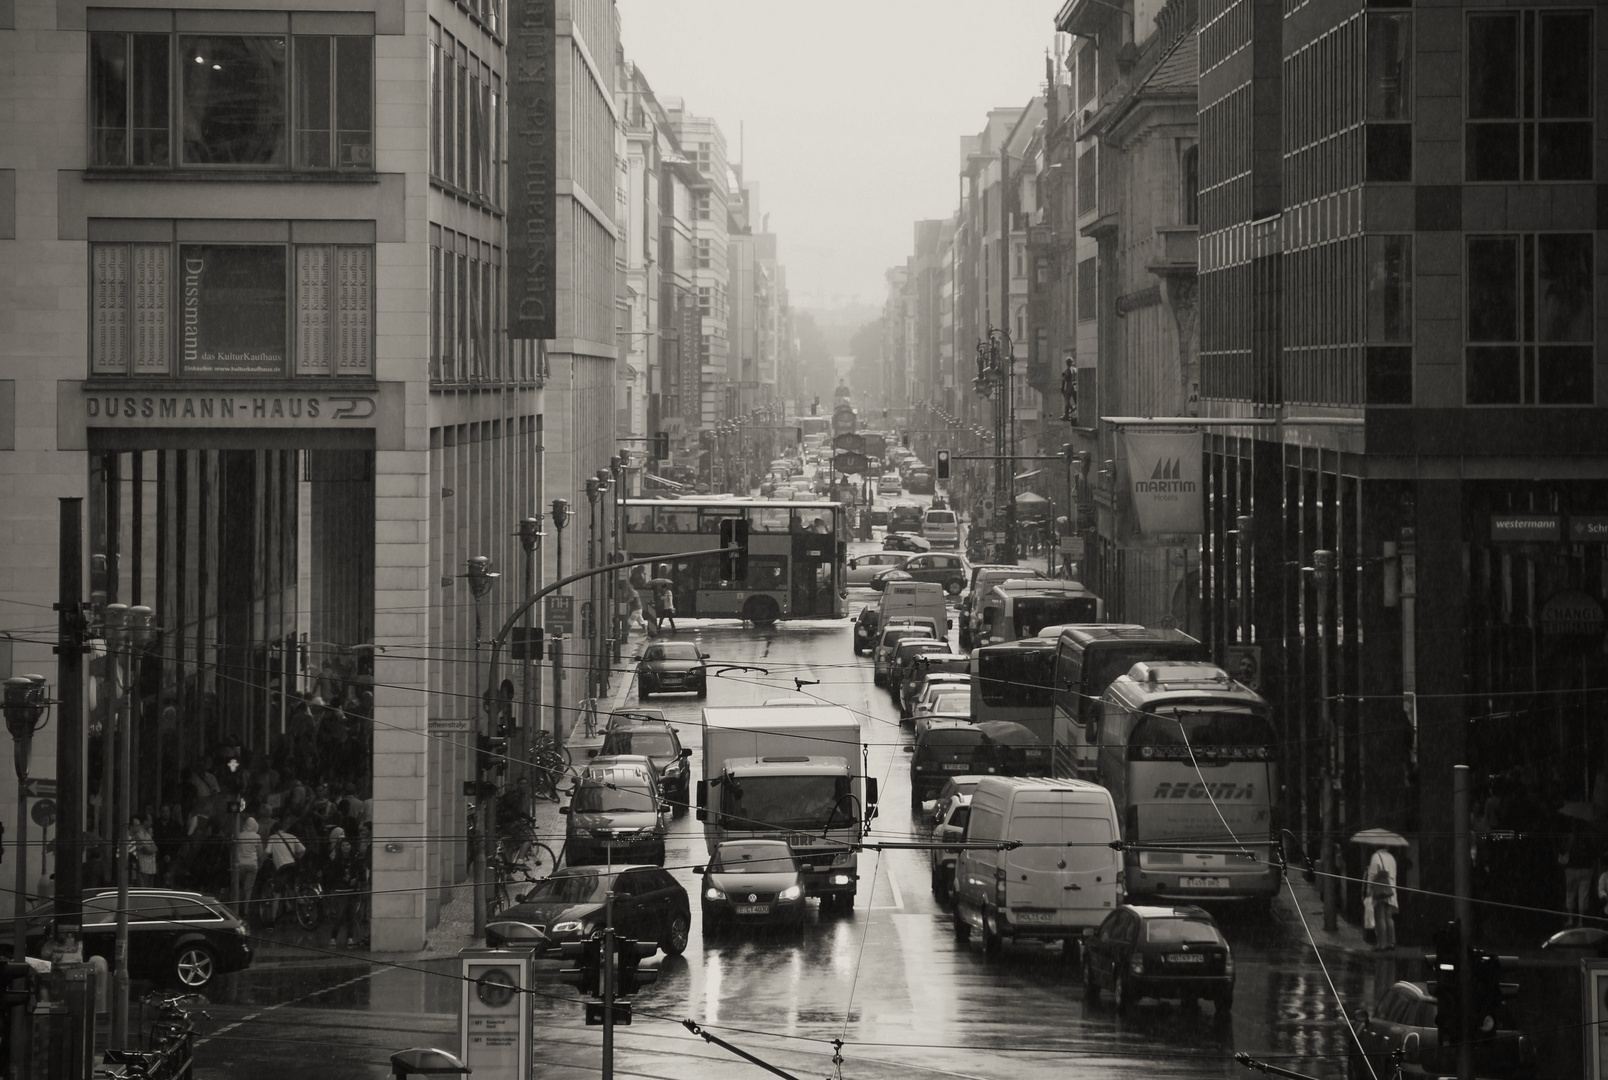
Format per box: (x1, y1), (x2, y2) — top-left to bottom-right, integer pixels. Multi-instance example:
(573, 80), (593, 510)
(1466, 10), (1593, 182)
(178, 245), (287, 376)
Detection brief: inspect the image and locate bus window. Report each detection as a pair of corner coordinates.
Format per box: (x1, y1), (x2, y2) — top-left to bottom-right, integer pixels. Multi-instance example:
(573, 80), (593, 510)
(1130, 709), (1276, 751)
(978, 650), (1056, 708)
(752, 507), (790, 533)
(626, 505), (656, 532)
(660, 507), (698, 533)
(749, 557), (786, 591)
(1012, 595), (1099, 639)
(700, 510), (740, 534)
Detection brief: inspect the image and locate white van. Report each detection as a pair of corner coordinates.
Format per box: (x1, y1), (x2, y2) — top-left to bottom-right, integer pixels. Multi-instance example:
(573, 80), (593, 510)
(952, 776), (1122, 958)
(921, 507), (960, 548)
(875, 580), (948, 645)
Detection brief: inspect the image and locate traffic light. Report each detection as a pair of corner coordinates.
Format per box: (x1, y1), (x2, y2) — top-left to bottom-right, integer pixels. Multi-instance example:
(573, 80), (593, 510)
(795, 426), (803, 446)
(936, 449), (950, 480)
(477, 733), (509, 777)
(2, 961), (33, 1009)
(1469, 949), (1517, 1036)
(719, 517), (749, 581)
(901, 433), (910, 448)
(559, 938), (602, 997)
(1431, 921), (1463, 1043)
(811, 397), (820, 416)
(616, 939), (661, 996)
(653, 432), (670, 460)
(1061, 442), (1076, 465)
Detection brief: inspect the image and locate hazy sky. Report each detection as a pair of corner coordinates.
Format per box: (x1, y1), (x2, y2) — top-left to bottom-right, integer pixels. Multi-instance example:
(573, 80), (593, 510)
(616, 0), (1065, 310)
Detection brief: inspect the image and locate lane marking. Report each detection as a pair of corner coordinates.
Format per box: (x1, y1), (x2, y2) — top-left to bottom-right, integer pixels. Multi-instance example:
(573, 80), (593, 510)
(198, 967), (380, 1048)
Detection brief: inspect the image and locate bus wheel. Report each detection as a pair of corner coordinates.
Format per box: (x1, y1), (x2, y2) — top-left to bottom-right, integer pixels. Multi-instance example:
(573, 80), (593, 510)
(742, 595), (780, 626)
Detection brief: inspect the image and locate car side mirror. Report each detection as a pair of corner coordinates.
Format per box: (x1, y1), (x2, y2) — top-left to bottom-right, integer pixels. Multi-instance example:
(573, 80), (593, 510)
(692, 866), (706, 876)
(848, 559), (858, 569)
(903, 745), (914, 754)
(680, 747), (692, 759)
(559, 806), (571, 815)
(701, 652), (711, 660)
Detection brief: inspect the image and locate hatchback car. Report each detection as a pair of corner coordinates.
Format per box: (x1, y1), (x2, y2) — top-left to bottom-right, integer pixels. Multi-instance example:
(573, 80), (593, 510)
(852, 605), (880, 656)
(904, 720), (990, 807)
(889, 640), (956, 702)
(1347, 980), (1532, 1079)
(562, 761), (671, 865)
(696, 839), (808, 933)
(0, 889), (252, 989)
(872, 625), (936, 685)
(490, 864), (690, 956)
(900, 656), (971, 717)
(636, 641), (709, 700)
(888, 505), (925, 534)
(894, 553), (971, 596)
(928, 793), (972, 900)
(846, 551), (909, 585)
(598, 721), (693, 805)
(907, 674), (973, 721)
(877, 475), (902, 496)
(1083, 904), (1234, 1013)
(882, 532), (932, 554)
(922, 775), (987, 822)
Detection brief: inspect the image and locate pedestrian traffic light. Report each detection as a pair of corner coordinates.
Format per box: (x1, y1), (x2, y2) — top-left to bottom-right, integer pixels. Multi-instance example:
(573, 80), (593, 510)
(1, 962), (33, 1009)
(476, 733), (508, 777)
(559, 938), (602, 997)
(811, 397), (820, 416)
(719, 517), (749, 580)
(1469, 949), (1517, 1036)
(936, 449), (950, 480)
(616, 939), (661, 996)
(1431, 921), (1463, 1042)
(901, 433), (910, 448)
(653, 431), (670, 460)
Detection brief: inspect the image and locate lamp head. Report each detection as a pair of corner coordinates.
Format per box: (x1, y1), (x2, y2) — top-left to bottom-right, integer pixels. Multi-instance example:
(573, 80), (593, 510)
(3, 675), (50, 742)
(464, 556), (500, 599)
(517, 517), (543, 553)
(585, 478), (600, 504)
(551, 499), (570, 530)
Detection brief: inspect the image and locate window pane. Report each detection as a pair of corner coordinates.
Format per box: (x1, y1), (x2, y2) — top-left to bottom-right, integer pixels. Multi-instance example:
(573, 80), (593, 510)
(131, 244), (170, 373)
(1466, 345), (1520, 404)
(1539, 346), (1593, 404)
(1365, 14), (1411, 121)
(91, 243), (130, 374)
(456, 61), (467, 188)
(442, 248), (456, 377)
(336, 247), (372, 375)
(177, 244), (287, 375)
(293, 36), (331, 168)
(1539, 12), (1592, 119)
(430, 42), (441, 178)
(442, 41), (455, 183)
(1537, 234), (1592, 343)
(296, 245), (332, 373)
(1366, 123), (1412, 182)
(1366, 234), (1412, 342)
(1465, 122), (1520, 182)
(1537, 122), (1592, 182)
(335, 37), (373, 169)
(90, 33), (128, 166)
(470, 71), (482, 194)
(181, 36), (288, 165)
(130, 34), (170, 166)
(1466, 236), (1518, 342)
(1466, 15), (1518, 119)
(1366, 346), (1413, 404)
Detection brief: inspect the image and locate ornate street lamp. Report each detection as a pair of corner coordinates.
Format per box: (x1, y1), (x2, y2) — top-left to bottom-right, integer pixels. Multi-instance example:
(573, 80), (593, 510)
(462, 557), (499, 938)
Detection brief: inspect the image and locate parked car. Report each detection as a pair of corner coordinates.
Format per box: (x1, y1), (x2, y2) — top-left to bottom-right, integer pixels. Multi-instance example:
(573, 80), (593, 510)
(928, 793), (972, 900)
(598, 720), (693, 805)
(872, 623), (937, 685)
(846, 551), (909, 585)
(0, 889), (252, 989)
(491, 865), (690, 956)
(562, 760), (671, 866)
(890, 552), (970, 596)
(1347, 980), (1533, 1080)
(636, 641), (709, 700)
(696, 839), (808, 933)
(1084, 904), (1235, 1013)
(852, 605), (880, 656)
(882, 532), (932, 554)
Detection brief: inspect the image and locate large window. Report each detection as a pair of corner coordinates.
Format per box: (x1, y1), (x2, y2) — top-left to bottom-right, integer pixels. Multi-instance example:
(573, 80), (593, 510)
(90, 242), (372, 377)
(1365, 13), (1412, 182)
(1365, 235), (1413, 404)
(90, 31), (372, 170)
(428, 24), (500, 205)
(1466, 233), (1593, 404)
(429, 226), (504, 383)
(1077, 257), (1097, 322)
(1466, 10), (1593, 182)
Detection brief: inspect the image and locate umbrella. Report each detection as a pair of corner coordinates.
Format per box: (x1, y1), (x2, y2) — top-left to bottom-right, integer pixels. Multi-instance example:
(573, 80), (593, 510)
(977, 721), (1041, 745)
(1348, 828), (1409, 848)
(1558, 801), (1600, 823)
(1542, 927), (1608, 952)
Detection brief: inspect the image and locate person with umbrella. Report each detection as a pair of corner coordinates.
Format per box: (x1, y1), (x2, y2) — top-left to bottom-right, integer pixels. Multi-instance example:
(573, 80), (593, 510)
(1558, 802), (1599, 927)
(1352, 829), (1406, 951)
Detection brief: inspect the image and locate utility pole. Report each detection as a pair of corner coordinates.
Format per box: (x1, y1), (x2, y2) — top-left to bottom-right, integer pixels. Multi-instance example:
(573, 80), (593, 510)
(55, 499), (84, 934)
(601, 892), (616, 1080)
(1454, 764), (1473, 1080)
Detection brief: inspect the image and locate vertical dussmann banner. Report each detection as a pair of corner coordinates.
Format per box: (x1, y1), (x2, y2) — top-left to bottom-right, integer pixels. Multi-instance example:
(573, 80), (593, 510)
(507, 0), (556, 339)
(1115, 429), (1203, 546)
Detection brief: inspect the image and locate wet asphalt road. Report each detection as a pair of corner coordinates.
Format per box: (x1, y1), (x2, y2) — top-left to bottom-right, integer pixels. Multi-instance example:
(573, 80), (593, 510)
(190, 570), (1394, 1080)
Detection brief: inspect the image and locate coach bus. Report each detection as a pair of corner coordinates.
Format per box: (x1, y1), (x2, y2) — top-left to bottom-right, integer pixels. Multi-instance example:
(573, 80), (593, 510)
(969, 638), (1057, 773)
(1096, 661), (1280, 903)
(623, 498), (846, 624)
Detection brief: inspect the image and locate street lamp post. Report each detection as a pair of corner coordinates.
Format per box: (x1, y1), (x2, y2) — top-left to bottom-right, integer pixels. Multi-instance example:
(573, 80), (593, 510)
(102, 603), (155, 1047)
(550, 499), (571, 750)
(517, 517), (544, 785)
(463, 557), (499, 939)
(3, 673), (49, 1079)
(584, 477), (603, 700)
(594, 469), (613, 693)
(609, 453), (628, 664)
(973, 327), (1016, 563)
(1312, 549), (1338, 932)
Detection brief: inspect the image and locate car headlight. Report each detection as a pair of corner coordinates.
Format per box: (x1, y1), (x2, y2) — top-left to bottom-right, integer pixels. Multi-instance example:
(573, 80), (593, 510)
(551, 921), (589, 935)
(704, 887), (726, 901)
(777, 885), (803, 902)
(829, 874), (852, 886)
(832, 851), (854, 866)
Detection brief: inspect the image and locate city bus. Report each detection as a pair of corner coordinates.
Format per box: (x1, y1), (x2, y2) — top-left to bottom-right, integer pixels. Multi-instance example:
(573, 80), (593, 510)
(623, 498), (846, 624)
(970, 638), (1058, 772)
(1049, 625), (1208, 779)
(974, 580), (1103, 648)
(1096, 661), (1281, 903)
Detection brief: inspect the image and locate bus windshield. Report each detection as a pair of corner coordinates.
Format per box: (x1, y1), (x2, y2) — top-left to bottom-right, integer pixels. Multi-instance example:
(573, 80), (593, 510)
(977, 650), (1056, 708)
(1012, 596), (1099, 639)
(720, 775), (855, 831)
(1131, 708), (1276, 749)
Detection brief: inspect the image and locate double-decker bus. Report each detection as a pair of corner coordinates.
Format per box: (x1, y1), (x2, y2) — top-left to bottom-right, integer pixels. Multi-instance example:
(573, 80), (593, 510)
(1096, 661), (1281, 903)
(623, 498), (846, 625)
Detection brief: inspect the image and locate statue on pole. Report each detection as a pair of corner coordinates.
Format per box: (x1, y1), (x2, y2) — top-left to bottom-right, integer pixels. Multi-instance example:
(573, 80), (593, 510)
(1060, 358), (1078, 421)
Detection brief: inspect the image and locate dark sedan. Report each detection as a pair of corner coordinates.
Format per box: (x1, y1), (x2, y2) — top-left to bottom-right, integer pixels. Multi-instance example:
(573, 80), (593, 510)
(488, 864), (690, 956)
(852, 605), (879, 656)
(0, 889), (252, 989)
(599, 720), (693, 804)
(882, 532), (932, 554)
(696, 839), (807, 933)
(636, 641), (709, 700)
(1083, 904), (1234, 1013)
(1348, 980), (1532, 1079)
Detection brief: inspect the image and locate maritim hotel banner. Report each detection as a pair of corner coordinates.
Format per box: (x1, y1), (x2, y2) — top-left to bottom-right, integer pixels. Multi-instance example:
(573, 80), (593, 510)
(1115, 429), (1204, 548)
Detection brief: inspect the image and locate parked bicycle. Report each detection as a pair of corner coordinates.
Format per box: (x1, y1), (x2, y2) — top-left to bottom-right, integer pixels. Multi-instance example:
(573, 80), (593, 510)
(530, 730), (577, 802)
(488, 849), (558, 919)
(99, 993), (208, 1080)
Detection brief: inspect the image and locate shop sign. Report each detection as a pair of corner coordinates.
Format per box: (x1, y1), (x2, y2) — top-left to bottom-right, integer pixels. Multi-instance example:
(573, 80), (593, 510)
(60, 381), (406, 449)
(1540, 590), (1605, 637)
(1115, 430), (1202, 547)
(1570, 517), (1608, 543)
(505, 0), (556, 339)
(544, 595), (574, 635)
(1490, 514), (1561, 542)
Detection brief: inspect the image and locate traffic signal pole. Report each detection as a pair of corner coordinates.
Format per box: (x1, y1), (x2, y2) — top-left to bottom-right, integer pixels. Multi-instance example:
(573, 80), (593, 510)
(1454, 764), (1473, 1080)
(602, 892), (616, 1080)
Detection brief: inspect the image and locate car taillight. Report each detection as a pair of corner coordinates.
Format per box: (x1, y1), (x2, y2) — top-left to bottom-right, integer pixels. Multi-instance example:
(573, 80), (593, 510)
(994, 867), (1007, 905)
(1129, 953), (1145, 975)
(1222, 951), (1233, 975)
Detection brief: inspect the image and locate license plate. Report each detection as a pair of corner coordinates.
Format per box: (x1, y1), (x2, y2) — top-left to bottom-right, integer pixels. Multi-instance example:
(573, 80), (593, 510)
(735, 904), (770, 916)
(1165, 953), (1207, 964)
(1015, 912), (1054, 923)
(941, 763), (970, 771)
(1182, 877), (1229, 889)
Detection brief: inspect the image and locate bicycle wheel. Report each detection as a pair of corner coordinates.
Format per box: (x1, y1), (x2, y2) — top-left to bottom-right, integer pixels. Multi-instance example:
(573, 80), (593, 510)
(488, 879), (510, 920)
(295, 889), (323, 932)
(526, 841), (559, 875)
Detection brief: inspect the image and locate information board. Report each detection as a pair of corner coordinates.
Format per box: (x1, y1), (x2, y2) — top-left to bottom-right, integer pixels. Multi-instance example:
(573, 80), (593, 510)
(459, 950), (532, 1080)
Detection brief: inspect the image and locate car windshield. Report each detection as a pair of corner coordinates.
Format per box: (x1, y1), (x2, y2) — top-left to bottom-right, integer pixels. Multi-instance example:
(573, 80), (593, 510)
(1144, 917), (1225, 945)
(522, 871), (609, 904)
(930, 693), (970, 713)
(572, 781), (657, 813)
(644, 643), (700, 662)
(602, 731), (676, 757)
(719, 775), (855, 831)
(712, 843), (798, 875)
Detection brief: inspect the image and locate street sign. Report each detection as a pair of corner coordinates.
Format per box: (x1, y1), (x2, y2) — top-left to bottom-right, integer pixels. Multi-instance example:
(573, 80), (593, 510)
(510, 626), (544, 661)
(544, 595), (574, 635)
(1059, 536), (1085, 559)
(31, 799), (55, 827)
(833, 451), (869, 474)
(20, 778), (56, 799)
(459, 949), (532, 1080)
(832, 433), (865, 454)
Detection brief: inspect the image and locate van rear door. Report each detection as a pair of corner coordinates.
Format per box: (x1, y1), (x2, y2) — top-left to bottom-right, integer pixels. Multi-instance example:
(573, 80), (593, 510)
(1004, 797), (1116, 929)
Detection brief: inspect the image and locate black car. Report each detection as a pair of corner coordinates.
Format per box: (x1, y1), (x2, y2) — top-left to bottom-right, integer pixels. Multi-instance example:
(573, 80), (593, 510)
(1083, 904), (1234, 1013)
(636, 641), (709, 700)
(903, 720), (990, 808)
(696, 839), (808, 933)
(882, 532), (932, 554)
(562, 761), (671, 866)
(0, 889), (252, 989)
(889, 505), (925, 533)
(852, 605), (879, 656)
(1348, 980), (1533, 1079)
(599, 720), (693, 805)
(489, 865), (690, 956)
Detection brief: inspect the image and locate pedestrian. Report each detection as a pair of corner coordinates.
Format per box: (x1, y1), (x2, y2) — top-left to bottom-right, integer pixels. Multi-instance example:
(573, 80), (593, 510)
(651, 564), (677, 634)
(234, 816), (263, 920)
(631, 563), (659, 635)
(130, 816), (158, 886)
(324, 827), (360, 948)
(1366, 845), (1398, 951)
(1561, 822), (1596, 927)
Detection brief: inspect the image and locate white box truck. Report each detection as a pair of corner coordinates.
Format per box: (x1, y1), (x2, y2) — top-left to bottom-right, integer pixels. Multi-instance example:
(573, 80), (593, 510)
(697, 704), (876, 911)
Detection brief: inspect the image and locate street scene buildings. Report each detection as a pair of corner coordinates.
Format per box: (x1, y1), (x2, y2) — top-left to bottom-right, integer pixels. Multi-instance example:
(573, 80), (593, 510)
(1, 0), (1607, 1076)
